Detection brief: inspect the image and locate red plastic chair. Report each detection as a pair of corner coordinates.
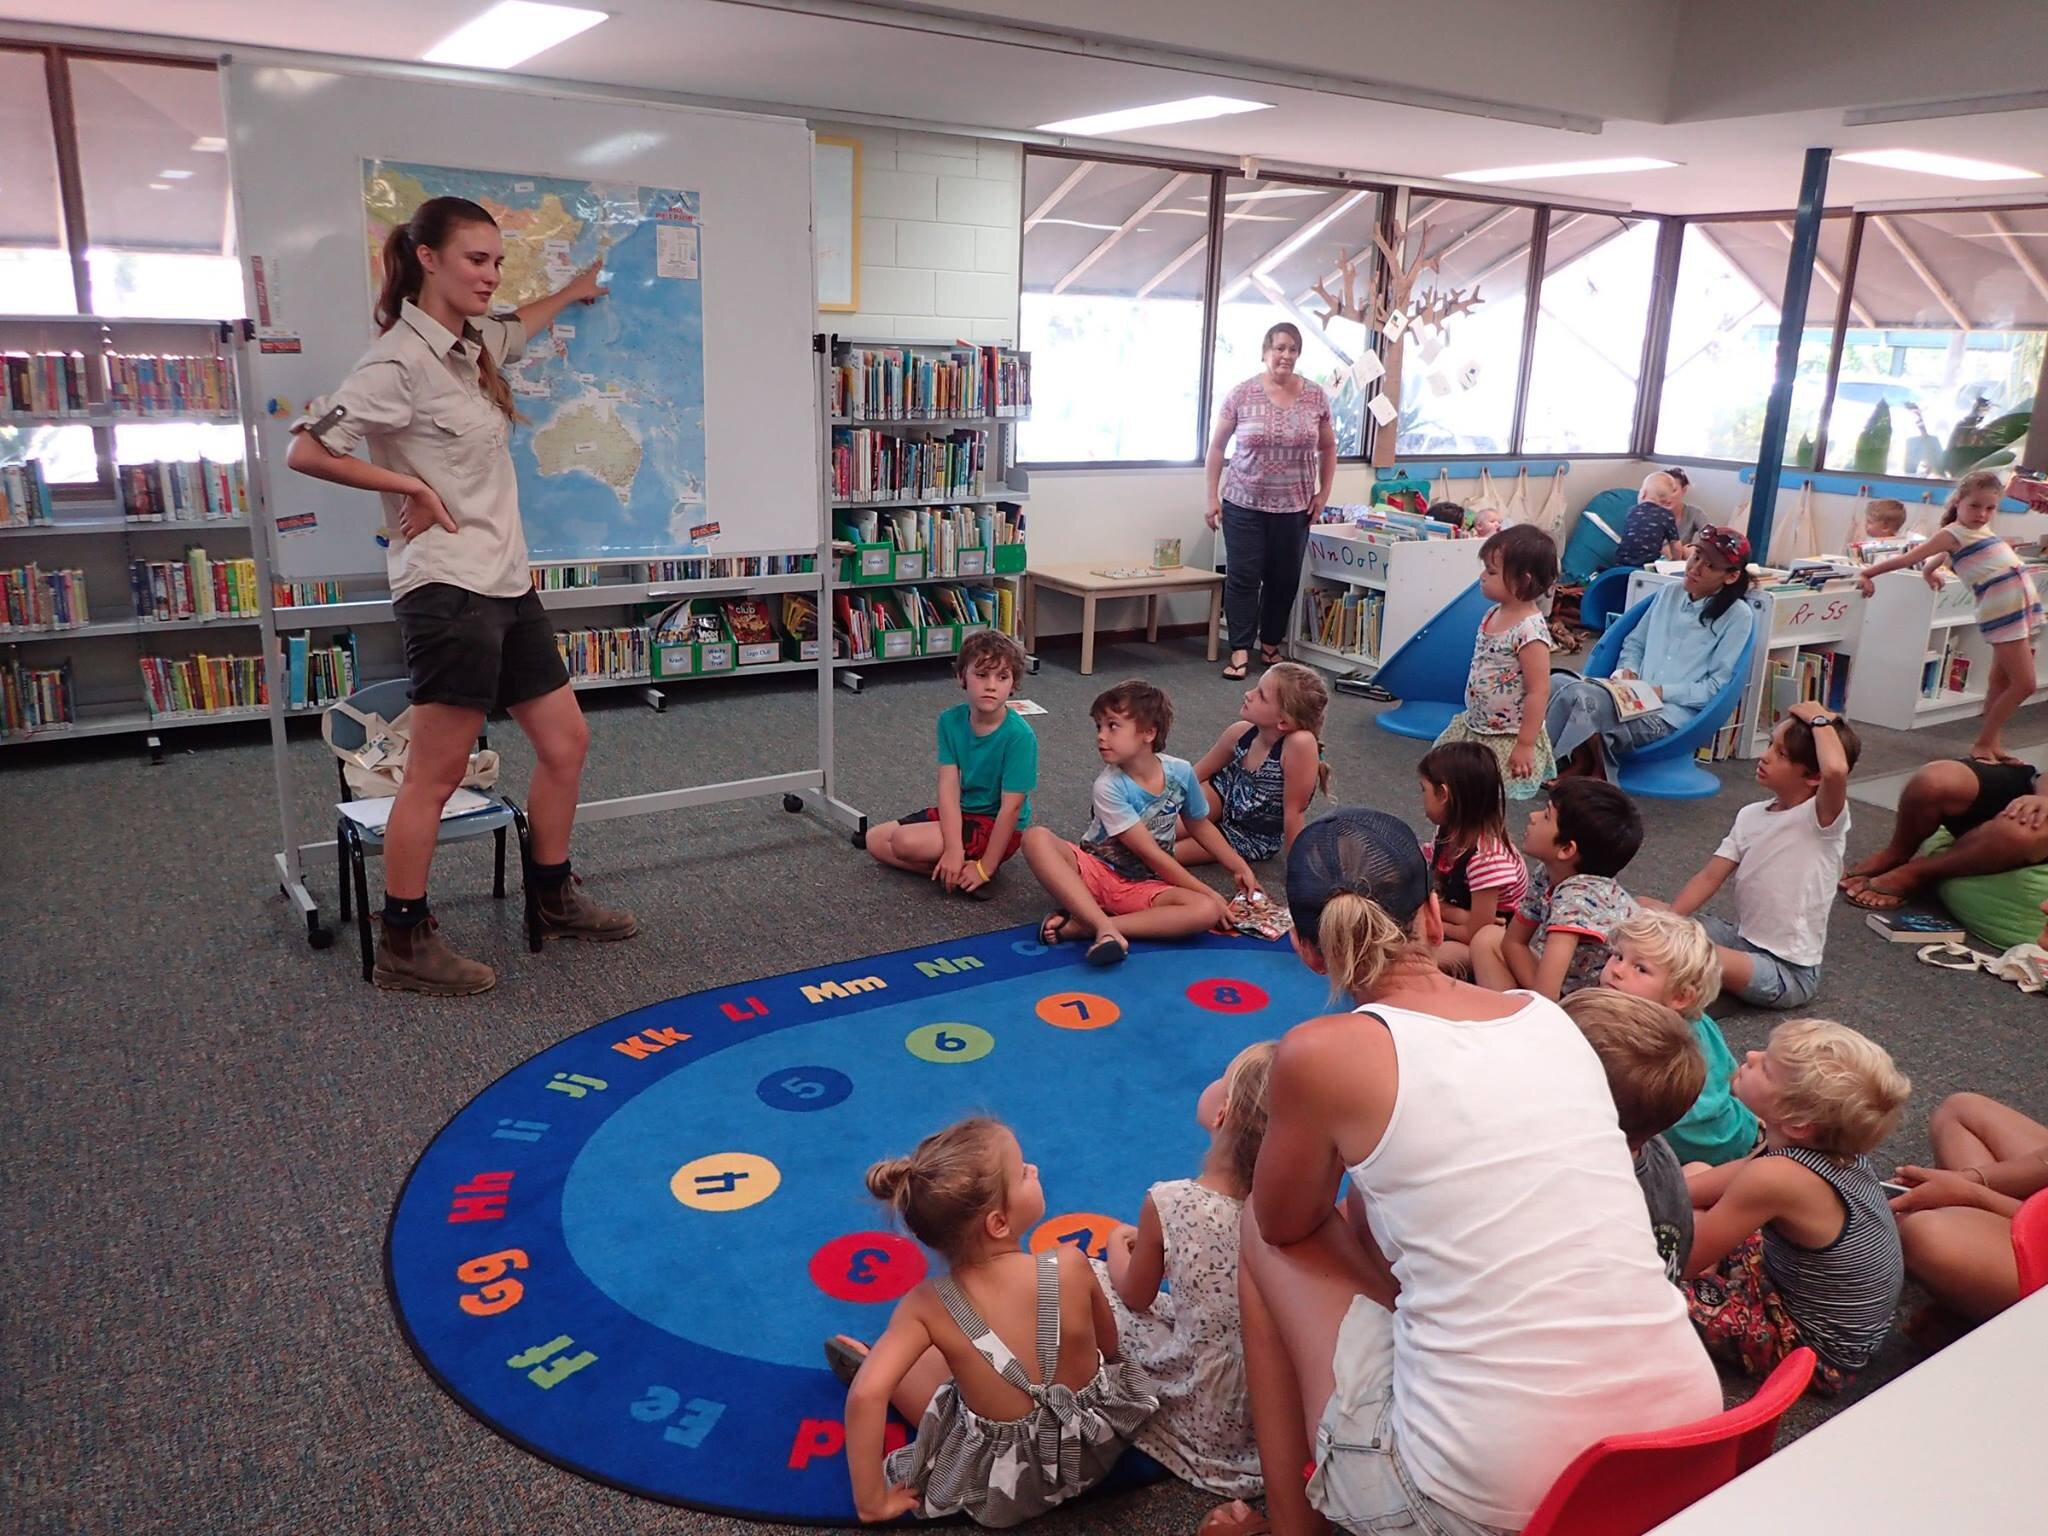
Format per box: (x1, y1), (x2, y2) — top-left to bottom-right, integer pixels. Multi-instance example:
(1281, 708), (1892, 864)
(1519, 1347), (1816, 1536)
(2015, 1189), (2048, 1299)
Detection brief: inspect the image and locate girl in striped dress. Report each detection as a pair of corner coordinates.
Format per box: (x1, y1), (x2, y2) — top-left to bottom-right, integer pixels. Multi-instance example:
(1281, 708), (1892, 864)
(1857, 470), (2041, 765)
(1680, 1019), (1912, 1394)
(827, 1118), (1157, 1527)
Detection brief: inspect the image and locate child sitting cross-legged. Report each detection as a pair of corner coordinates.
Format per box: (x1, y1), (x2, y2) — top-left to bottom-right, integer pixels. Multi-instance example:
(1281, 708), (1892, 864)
(1417, 740), (1529, 977)
(827, 1118), (1157, 1525)
(1670, 699), (1859, 1010)
(866, 629), (1037, 899)
(1098, 1041), (1276, 1507)
(1469, 777), (1642, 1000)
(1563, 987), (1707, 1282)
(1176, 662), (1331, 871)
(1601, 909), (1760, 1165)
(1682, 1019), (1911, 1394)
(1023, 680), (1254, 967)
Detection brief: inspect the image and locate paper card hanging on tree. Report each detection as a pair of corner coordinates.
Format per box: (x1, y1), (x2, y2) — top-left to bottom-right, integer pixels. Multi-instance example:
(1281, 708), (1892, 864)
(1426, 368), (1455, 397)
(1418, 331), (1446, 364)
(1366, 392), (1397, 427)
(1382, 310), (1409, 342)
(1350, 351), (1386, 387)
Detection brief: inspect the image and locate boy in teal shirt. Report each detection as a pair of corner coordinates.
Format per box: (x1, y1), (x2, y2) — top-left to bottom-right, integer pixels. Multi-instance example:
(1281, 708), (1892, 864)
(865, 630), (1037, 898)
(1601, 909), (1761, 1164)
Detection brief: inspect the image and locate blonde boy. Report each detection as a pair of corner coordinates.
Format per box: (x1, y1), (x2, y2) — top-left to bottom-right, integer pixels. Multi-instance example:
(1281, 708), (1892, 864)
(1602, 910), (1759, 1164)
(1862, 499), (1907, 539)
(1682, 1019), (1911, 1391)
(1563, 988), (1707, 1281)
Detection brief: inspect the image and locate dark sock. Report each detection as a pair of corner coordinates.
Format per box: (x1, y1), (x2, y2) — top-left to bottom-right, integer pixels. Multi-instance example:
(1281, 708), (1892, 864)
(533, 859), (572, 899)
(382, 893), (430, 930)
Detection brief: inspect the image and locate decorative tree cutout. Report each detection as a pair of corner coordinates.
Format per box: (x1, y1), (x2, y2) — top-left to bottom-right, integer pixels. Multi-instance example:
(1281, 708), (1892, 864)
(1311, 222), (1485, 339)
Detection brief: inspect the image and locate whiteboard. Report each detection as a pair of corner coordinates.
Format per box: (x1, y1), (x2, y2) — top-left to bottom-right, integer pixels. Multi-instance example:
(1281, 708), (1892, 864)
(225, 62), (820, 579)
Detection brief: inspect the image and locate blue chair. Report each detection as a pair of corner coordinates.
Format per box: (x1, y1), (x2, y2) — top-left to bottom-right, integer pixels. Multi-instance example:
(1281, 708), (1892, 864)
(1580, 594), (1760, 800)
(1371, 579), (1490, 741)
(1578, 564), (1638, 634)
(327, 677), (536, 982)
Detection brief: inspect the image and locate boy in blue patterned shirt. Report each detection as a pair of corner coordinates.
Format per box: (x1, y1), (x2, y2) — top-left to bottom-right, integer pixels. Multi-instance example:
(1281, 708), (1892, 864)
(1022, 679), (1257, 966)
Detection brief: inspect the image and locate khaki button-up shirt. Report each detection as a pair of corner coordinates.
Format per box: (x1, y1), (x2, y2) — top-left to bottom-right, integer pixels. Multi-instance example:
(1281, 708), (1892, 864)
(297, 300), (530, 599)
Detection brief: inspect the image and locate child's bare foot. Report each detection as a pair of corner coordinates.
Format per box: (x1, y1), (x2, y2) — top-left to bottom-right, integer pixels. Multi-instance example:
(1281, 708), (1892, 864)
(824, 1335), (870, 1385)
(1198, 1501), (1269, 1536)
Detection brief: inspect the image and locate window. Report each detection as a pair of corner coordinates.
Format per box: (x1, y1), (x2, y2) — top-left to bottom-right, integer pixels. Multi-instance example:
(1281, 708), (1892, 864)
(0, 48), (70, 315)
(1018, 154), (1212, 463)
(1521, 213), (1661, 454)
(1208, 178), (1380, 456)
(1655, 217), (1850, 464)
(1396, 198), (1536, 456)
(70, 58), (239, 320)
(1825, 207), (2048, 478)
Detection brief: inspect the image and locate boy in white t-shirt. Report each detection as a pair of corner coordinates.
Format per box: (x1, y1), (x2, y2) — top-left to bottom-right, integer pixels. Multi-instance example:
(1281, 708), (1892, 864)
(1668, 700), (1860, 1008)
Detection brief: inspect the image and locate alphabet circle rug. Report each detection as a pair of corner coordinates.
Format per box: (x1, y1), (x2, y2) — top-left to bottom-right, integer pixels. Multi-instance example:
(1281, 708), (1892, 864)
(386, 923), (1326, 1521)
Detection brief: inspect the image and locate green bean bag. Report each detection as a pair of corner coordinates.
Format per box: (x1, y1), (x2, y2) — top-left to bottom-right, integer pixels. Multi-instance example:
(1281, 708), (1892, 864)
(1918, 830), (2048, 952)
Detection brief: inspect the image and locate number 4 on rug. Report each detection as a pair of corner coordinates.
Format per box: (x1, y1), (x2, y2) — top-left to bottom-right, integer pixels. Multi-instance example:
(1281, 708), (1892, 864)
(508, 1335), (598, 1389)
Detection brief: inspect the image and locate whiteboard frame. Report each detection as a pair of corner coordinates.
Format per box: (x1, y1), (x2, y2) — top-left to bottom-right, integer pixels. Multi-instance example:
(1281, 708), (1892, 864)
(227, 63), (863, 943)
(813, 135), (862, 313)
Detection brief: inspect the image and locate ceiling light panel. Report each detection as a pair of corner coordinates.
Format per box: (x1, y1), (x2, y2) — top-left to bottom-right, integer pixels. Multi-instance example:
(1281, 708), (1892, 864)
(1837, 149), (2041, 182)
(423, 2), (608, 71)
(1036, 96), (1271, 136)
(1446, 157), (1679, 184)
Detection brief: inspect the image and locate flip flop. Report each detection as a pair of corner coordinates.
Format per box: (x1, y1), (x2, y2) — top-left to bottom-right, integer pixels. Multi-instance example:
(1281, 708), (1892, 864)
(1085, 932), (1129, 967)
(824, 1336), (869, 1385)
(1222, 658), (1248, 681)
(1844, 880), (1909, 911)
(1039, 911), (1074, 946)
(1260, 645), (1284, 666)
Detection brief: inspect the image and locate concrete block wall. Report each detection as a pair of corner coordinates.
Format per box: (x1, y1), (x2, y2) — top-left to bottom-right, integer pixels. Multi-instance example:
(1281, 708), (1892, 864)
(814, 123), (1020, 345)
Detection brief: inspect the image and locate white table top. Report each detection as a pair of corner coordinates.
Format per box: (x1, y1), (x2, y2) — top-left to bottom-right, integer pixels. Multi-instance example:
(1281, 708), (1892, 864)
(1024, 563), (1224, 592)
(1649, 1291), (2048, 1532)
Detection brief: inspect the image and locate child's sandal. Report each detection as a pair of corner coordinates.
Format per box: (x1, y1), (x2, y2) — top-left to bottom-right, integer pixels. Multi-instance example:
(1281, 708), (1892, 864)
(823, 1336), (869, 1385)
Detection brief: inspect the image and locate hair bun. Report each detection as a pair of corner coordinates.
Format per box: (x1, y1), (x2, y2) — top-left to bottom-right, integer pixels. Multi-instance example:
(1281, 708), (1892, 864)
(865, 1155), (915, 1207)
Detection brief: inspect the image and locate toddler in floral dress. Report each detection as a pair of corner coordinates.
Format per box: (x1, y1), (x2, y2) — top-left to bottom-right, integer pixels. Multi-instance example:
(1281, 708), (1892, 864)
(1433, 523), (1558, 799)
(1099, 1041), (1276, 1503)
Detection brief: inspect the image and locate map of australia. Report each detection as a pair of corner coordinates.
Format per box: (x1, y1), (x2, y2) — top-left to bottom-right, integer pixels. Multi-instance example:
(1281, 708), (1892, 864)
(364, 160), (708, 560)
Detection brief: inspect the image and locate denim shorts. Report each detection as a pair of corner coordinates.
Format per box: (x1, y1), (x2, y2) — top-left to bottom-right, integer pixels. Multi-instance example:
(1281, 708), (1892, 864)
(1307, 1298), (1512, 1536)
(1699, 913), (1820, 1009)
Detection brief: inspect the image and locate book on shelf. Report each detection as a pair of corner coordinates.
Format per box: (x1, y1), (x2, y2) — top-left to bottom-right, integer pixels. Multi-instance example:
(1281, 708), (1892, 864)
(720, 597), (777, 646)
(1764, 648), (1851, 730)
(138, 651), (267, 715)
(1320, 505), (1456, 540)
(829, 425), (988, 503)
(3, 352), (91, 417)
(1695, 717), (1745, 764)
(1864, 910), (1965, 944)
(781, 592), (818, 642)
(2, 656), (75, 733)
(830, 342), (1028, 422)
(648, 598), (727, 645)
(274, 579), (343, 607)
(644, 554), (814, 582)
(0, 461), (55, 525)
(118, 459), (248, 521)
(282, 630), (360, 710)
(1, 563), (87, 630)
(103, 353), (237, 417)
(1922, 630), (1973, 700)
(1300, 584), (1384, 658)
(556, 624), (651, 681)
(129, 550), (260, 621)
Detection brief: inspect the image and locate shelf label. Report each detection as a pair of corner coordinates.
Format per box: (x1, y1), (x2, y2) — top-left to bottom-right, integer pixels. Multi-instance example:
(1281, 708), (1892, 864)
(1307, 530), (1389, 584)
(1769, 592), (1855, 642)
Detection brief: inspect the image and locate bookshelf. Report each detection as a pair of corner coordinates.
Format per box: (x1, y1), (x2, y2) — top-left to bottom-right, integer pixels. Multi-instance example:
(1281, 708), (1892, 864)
(1624, 568), (1862, 762)
(825, 337), (1030, 684)
(0, 314), (261, 747)
(1288, 519), (1482, 673)
(1844, 566), (2048, 731)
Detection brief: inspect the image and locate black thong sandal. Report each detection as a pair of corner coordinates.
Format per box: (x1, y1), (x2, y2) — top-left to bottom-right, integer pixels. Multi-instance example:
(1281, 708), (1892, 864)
(1085, 932), (1129, 967)
(1039, 910), (1074, 946)
(1260, 644), (1284, 666)
(1222, 654), (1249, 680)
(824, 1336), (868, 1385)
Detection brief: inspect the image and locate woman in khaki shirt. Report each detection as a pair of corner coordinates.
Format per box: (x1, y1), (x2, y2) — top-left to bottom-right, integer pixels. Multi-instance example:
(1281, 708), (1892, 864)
(289, 196), (635, 995)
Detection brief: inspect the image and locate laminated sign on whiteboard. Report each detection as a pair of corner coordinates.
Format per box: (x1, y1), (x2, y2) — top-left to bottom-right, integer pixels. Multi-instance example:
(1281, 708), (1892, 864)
(361, 159), (710, 560)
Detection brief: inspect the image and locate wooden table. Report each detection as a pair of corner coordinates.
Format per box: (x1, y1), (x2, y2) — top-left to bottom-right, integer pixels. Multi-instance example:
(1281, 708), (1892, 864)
(1648, 1290), (2048, 1533)
(1021, 564), (1225, 676)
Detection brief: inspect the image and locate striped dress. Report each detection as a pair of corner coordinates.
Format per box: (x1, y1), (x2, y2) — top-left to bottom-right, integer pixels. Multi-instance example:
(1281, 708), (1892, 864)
(884, 1251), (1157, 1527)
(1951, 527), (2043, 643)
(1759, 1147), (1904, 1371)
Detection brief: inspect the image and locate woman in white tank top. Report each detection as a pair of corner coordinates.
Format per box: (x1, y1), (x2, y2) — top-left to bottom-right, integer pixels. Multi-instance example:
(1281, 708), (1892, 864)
(1240, 810), (1721, 1535)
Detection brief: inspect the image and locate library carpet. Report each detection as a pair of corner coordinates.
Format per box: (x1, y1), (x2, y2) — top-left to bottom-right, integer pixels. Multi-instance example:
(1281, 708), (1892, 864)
(386, 921), (1319, 1522)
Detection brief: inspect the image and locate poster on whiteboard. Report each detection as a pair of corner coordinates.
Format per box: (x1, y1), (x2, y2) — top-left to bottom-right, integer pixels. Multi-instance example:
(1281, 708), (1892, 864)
(364, 159), (709, 560)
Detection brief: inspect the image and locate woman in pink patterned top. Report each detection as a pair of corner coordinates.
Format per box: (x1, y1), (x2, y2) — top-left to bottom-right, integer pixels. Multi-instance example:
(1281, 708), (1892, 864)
(1205, 323), (1337, 680)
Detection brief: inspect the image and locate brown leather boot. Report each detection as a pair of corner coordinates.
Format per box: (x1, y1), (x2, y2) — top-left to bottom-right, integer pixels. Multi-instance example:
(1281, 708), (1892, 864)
(535, 874), (639, 942)
(373, 915), (498, 995)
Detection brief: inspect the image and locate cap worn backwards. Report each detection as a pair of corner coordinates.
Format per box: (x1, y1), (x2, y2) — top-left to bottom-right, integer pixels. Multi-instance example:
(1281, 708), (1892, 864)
(1286, 808), (1432, 949)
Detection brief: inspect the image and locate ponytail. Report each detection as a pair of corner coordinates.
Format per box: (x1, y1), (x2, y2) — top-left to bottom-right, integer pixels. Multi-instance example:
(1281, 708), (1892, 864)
(1315, 890), (1416, 1002)
(374, 195), (519, 423)
(1266, 661), (1333, 797)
